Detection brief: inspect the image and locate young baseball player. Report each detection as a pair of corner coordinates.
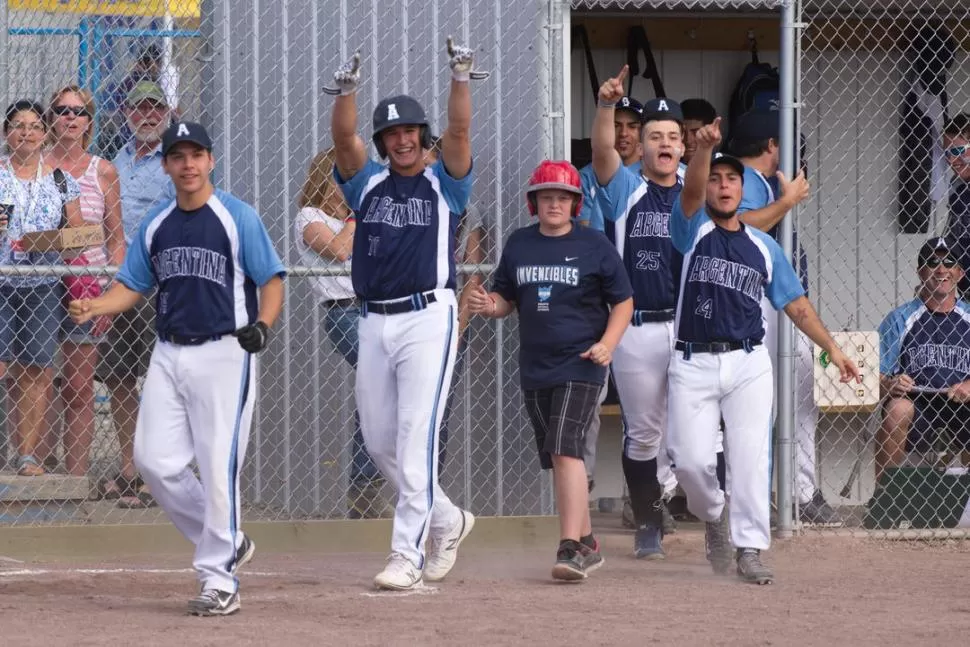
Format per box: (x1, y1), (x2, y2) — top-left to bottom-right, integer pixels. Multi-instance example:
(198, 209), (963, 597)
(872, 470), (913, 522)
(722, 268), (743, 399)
(468, 160), (633, 581)
(590, 67), (690, 559)
(680, 98), (718, 165)
(69, 121), (285, 615)
(327, 39), (483, 591)
(668, 116), (860, 584)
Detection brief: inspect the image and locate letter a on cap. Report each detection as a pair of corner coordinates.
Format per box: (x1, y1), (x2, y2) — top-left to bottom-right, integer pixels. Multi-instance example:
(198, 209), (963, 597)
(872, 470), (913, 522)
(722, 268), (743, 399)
(177, 123), (190, 137)
(657, 99), (669, 112)
(386, 103), (399, 120)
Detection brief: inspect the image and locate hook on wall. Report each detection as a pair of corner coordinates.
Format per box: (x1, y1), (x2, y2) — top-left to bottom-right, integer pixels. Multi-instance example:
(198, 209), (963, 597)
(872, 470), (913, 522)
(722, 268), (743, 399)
(747, 29), (760, 63)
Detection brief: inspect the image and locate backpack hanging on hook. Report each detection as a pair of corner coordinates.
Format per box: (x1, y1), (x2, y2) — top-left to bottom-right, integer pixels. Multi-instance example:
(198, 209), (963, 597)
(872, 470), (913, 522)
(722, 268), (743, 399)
(625, 25), (666, 99)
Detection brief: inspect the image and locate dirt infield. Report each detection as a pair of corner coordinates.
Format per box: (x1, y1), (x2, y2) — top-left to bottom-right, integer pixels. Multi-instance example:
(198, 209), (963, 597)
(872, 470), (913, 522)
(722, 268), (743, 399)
(2, 518), (969, 646)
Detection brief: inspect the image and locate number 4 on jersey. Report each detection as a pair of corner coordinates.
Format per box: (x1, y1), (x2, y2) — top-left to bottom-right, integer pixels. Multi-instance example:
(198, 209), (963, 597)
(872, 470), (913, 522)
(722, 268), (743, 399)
(695, 297), (713, 319)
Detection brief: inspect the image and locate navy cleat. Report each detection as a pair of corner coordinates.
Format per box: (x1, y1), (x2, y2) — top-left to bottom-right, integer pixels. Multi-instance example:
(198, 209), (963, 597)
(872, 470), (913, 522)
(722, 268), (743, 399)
(633, 524), (665, 560)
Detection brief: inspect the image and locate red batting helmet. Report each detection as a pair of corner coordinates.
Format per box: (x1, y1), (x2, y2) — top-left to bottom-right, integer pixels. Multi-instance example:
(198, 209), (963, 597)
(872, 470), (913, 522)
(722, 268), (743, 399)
(526, 160), (583, 218)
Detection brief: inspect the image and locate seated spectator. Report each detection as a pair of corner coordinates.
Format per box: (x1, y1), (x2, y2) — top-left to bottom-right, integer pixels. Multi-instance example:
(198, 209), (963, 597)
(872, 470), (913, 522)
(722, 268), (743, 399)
(943, 113), (970, 293)
(876, 237), (970, 482)
(39, 85), (124, 477)
(294, 148), (386, 518)
(0, 100), (83, 476)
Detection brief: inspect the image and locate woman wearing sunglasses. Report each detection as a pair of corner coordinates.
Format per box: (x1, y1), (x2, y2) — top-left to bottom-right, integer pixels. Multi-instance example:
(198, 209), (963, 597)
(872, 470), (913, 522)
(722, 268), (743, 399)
(41, 85), (124, 477)
(0, 99), (84, 475)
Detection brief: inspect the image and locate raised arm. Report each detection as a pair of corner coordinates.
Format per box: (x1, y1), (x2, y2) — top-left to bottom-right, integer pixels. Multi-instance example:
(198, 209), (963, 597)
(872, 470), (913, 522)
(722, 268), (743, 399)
(441, 37), (481, 180)
(591, 66), (628, 187)
(739, 170), (810, 232)
(680, 117), (722, 220)
(326, 52), (368, 180)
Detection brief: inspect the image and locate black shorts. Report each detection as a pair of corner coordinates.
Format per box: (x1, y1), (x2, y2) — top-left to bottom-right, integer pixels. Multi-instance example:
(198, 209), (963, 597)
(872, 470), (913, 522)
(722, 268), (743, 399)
(523, 381), (601, 470)
(907, 393), (970, 454)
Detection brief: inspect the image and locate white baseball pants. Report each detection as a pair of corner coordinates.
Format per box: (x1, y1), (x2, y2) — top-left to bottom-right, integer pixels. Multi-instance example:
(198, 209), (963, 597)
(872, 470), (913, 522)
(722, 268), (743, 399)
(612, 320), (677, 495)
(667, 345), (774, 550)
(356, 289), (461, 569)
(762, 303), (819, 505)
(134, 336), (254, 594)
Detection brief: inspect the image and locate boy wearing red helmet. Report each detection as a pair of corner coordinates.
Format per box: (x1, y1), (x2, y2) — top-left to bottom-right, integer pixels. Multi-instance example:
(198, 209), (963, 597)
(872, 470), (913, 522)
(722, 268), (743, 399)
(468, 160), (633, 581)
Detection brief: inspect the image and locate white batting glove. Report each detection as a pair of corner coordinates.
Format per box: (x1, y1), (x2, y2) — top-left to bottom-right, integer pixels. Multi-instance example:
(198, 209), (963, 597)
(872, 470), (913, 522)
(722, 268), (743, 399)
(323, 51), (362, 96)
(447, 36), (489, 82)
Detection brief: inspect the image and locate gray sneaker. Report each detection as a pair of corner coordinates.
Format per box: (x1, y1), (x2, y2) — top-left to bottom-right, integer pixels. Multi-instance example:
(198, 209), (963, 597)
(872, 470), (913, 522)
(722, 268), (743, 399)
(662, 501), (677, 535)
(798, 491), (844, 528)
(704, 508), (732, 575)
(188, 589), (241, 616)
(736, 548), (773, 585)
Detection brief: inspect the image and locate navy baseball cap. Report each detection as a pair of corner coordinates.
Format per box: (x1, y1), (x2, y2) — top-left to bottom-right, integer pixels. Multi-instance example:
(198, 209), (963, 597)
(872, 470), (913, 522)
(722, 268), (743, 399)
(641, 98), (683, 125)
(733, 109), (780, 142)
(918, 236), (958, 266)
(161, 121), (212, 156)
(615, 96), (644, 119)
(711, 153), (745, 181)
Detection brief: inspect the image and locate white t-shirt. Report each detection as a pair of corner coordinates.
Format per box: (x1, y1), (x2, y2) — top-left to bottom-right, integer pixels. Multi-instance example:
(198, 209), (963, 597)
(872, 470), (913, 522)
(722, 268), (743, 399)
(293, 206), (356, 302)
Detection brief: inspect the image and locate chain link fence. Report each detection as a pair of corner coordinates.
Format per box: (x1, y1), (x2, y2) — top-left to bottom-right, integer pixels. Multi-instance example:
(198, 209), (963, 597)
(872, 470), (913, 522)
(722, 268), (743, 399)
(0, 0), (557, 526)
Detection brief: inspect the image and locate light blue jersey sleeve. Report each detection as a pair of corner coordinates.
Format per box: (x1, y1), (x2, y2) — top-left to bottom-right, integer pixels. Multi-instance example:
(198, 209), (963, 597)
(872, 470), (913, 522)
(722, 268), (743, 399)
(764, 236), (807, 310)
(738, 166), (772, 214)
(334, 158), (385, 211)
(578, 164), (604, 231)
(669, 195), (708, 255)
(231, 199), (287, 286)
(594, 164), (640, 224)
(433, 159), (473, 215)
(878, 308), (906, 376)
(116, 210), (158, 293)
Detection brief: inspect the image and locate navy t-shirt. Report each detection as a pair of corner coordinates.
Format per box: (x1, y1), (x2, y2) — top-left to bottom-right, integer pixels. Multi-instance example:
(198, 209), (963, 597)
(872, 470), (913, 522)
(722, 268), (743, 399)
(879, 299), (970, 388)
(670, 197), (805, 344)
(335, 158), (472, 300)
(491, 224), (633, 390)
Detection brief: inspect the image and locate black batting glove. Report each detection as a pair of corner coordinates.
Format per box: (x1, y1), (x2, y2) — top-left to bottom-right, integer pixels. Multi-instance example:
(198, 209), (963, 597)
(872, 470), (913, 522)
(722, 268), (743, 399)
(233, 321), (270, 353)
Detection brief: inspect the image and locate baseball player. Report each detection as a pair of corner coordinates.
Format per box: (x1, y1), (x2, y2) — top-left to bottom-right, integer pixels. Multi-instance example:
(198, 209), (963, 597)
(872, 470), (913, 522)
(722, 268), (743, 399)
(327, 39), (482, 591)
(876, 237), (970, 480)
(468, 160), (633, 581)
(576, 95), (641, 500)
(590, 66), (692, 559)
(69, 121), (285, 615)
(668, 117), (860, 584)
(680, 98), (718, 165)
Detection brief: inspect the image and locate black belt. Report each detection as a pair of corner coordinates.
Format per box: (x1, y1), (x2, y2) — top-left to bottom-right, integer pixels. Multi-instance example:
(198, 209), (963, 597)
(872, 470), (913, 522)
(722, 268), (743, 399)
(159, 333), (229, 346)
(632, 309), (675, 325)
(675, 340), (762, 358)
(362, 291), (437, 316)
(324, 297), (358, 309)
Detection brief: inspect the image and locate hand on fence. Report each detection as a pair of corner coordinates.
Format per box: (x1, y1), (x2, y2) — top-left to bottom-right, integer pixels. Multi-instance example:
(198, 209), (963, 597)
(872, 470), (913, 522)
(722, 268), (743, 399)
(828, 347), (862, 384)
(233, 321), (270, 353)
(598, 65), (628, 105)
(68, 298), (95, 325)
(92, 315), (113, 337)
(889, 373), (914, 397)
(467, 284), (495, 316)
(447, 36), (489, 82)
(696, 116), (722, 151)
(323, 51), (362, 96)
(778, 169), (811, 209)
(946, 380), (970, 403)
(580, 341), (612, 366)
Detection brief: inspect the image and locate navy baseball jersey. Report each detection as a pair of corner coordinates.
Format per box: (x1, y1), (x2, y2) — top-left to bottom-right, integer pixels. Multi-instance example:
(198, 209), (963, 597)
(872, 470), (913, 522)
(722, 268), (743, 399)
(740, 166), (809, 292)
(491, 224), (633, 390)
(336, 158), (472, 300)
(879, 299), (970, 388)
(670, 197), (805, 343)
(578, 160), (639, 231)
(596, 165), (683, 311)
(117, 189), (286, 338)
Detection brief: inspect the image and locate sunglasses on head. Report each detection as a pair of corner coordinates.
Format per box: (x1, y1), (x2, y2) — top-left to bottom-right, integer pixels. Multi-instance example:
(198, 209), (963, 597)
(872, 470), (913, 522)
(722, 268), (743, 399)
(946, 144), (970, 158)
(924, 256), (958, 268)
(52, 105), (90, 118)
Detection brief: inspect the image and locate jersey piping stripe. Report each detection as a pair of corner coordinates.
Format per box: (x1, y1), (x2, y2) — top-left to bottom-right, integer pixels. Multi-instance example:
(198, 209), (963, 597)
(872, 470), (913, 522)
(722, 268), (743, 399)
(674, 218), (716, 337)
(226, 352), (251, 591)
(207, 195), (248, 330)
(613, 180), (651, 259)
(355, 168), (391, 212)
(425, 168), (453, 291)
(743, 226), (774, 291)
(415, 304), (455, 567)
(142, 199), (179, 261)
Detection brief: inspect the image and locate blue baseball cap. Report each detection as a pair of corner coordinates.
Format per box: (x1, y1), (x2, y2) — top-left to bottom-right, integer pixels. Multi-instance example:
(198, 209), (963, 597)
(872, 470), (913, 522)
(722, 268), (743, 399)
(641, 98), (683, 125)
(711, 153), (745, 181)
(161, 121), (212, 156)
(615, 96), (644, 118)
(918, 236), (957, 267)
(733, 109), (780, 142)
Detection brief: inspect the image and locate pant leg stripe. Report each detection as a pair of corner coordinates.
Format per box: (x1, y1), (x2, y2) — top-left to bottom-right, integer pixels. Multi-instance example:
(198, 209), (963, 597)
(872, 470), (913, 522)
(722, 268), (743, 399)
(226, 352), (251, 589)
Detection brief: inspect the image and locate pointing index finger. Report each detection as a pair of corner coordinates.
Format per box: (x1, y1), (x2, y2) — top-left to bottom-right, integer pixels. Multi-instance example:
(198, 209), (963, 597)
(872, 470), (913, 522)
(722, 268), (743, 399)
(447, 35), (455, 57)
(616, 65), (629, 84)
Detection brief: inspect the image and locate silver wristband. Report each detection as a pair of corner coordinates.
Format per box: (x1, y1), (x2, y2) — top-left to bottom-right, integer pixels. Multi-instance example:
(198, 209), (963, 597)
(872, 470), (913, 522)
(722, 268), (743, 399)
(597, 99), (617, 109)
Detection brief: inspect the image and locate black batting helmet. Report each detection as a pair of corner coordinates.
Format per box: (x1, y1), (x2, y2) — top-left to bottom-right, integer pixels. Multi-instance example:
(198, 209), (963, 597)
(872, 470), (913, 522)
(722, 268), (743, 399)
(372, 95), (432, 159)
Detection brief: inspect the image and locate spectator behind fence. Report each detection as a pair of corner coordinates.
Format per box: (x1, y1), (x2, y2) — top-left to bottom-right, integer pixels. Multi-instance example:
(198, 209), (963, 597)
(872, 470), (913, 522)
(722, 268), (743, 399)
(37, 86), (125, 477)
(875, 237), (970, 482)
(424, 136), (488, 475)
(96, 81), (174, 506)
(943, 114), (970, 294)
(0, 100), (83, 476)
(293, 148), (387, 519)
(99, 44), (163, 158)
